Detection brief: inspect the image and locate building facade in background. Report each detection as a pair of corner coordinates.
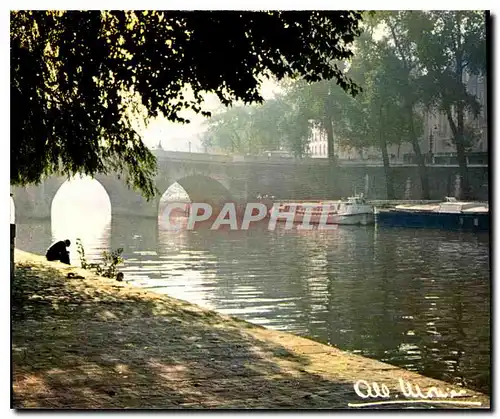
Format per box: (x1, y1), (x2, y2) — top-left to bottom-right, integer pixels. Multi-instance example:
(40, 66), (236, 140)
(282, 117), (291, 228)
(307, 72), (487, 164)
(308, 126), (328, 158)
(308, 124), (363, 160)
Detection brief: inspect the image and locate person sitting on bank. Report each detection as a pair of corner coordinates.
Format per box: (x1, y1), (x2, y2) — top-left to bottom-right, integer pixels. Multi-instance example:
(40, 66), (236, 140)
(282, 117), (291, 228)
(46, 239), (71, 265)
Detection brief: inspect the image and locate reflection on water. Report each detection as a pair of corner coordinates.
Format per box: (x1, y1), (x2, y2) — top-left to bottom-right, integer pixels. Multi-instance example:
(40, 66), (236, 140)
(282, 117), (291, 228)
(15, 212), (490, 394)
(50, 176), (112, 264)
(51, 210), (111, 265)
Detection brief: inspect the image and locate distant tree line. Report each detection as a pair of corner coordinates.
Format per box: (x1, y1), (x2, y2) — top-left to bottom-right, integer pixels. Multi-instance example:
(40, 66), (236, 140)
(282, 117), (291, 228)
(203, 11), (487, 200)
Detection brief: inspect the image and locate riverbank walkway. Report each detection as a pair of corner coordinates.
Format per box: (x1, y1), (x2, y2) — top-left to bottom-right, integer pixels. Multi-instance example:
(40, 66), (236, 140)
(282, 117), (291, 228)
(12, 250), (490, 409)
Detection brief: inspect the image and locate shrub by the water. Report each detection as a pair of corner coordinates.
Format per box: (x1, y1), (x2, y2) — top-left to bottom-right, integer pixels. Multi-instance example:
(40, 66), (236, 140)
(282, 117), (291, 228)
(76, 238), (124, 279)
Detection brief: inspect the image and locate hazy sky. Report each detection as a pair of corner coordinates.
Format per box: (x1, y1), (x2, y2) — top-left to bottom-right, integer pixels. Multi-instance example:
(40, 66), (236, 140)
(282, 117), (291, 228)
(140, 79), (283, 152)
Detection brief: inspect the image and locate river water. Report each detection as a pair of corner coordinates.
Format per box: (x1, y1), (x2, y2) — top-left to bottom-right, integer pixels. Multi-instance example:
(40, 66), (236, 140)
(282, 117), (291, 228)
(15, 213), (490, 394)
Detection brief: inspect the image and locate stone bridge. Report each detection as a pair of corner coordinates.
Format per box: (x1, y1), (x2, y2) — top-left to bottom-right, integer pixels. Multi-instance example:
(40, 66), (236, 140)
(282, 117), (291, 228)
(11, 150), (489, 219)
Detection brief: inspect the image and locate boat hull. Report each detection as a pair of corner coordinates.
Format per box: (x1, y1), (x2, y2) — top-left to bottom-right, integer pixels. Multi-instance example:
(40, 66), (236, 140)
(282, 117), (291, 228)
(329, 212), (375, 225)
(376, 210), (489, 231)
(276, 211), (375, 226)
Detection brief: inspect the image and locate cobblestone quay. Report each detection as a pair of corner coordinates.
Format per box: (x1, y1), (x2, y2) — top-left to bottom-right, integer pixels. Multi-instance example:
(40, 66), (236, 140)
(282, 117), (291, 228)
(12, 250), (490, 409)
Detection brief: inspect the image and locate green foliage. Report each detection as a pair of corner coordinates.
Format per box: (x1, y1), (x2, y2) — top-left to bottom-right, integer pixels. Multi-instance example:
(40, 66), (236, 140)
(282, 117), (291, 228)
(203, 9), (486, 190)
(290, 28), (423, 159)
(11, 10), (363, 197)
(372, 10), (486, 138)
(76, 238), (124, 279)
(362, 10), (487, 199)
(412, 11), (486, 120)
(393, 10), (486, 198)
(276, 26), (428, 160)
(202, 95), (313, 158)
(203, 25), (423, 162)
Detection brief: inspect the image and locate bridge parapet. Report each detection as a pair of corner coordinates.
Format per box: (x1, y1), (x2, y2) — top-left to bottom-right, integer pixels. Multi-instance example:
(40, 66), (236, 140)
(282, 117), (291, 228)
(152, 150), (488, 168)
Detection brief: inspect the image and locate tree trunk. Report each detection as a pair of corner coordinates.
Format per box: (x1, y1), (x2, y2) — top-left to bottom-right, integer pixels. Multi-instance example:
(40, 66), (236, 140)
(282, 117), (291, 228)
(380, 139), (395, 200)
(322, 108), (337, 196)
(453, 42), (472, 200)
(455, 133), (471, 199)
(407, 105), (430, 199)
(446, 105), (471, 200)
(379, 112), (395, 199)
(387, 23), (430, 199)
(324, 116), (335, 163)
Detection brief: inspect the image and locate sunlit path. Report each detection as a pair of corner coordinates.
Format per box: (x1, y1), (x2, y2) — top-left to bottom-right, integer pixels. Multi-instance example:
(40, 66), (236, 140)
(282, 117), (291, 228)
(51, 176), (111, 266)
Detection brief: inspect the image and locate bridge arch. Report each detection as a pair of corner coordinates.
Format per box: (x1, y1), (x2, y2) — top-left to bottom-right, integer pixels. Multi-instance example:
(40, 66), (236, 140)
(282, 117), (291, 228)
(51, 176), (112, 217)
(50, 177), (112, 258)
(158, 174), (235, 210)
(177, 175), (234, 205)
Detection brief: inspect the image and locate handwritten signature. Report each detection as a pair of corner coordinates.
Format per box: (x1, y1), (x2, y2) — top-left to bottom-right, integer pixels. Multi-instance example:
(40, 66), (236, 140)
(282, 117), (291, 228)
(348, 378), (481, 407)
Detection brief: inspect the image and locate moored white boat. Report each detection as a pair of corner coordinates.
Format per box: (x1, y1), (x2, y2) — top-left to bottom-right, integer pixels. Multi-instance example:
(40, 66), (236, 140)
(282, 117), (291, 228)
(329, 194), (375, 225)
(270, 194), (375, 226)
